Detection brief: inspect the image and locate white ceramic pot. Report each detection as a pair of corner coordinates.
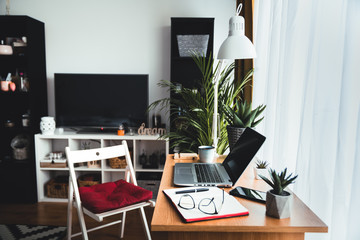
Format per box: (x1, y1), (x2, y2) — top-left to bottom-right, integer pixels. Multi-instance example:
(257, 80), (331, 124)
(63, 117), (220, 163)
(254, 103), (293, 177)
(40, 116), (56, 135)
(254, 167), (268, 180)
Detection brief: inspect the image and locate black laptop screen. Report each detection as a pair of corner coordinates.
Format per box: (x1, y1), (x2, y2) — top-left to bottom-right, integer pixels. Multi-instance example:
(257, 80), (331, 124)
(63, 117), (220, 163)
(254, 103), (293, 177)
(222, 128), (266, 185)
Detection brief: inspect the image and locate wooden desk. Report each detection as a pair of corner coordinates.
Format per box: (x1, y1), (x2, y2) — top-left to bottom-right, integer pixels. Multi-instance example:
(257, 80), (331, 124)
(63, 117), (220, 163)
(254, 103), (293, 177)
(151, 155), (328, 240)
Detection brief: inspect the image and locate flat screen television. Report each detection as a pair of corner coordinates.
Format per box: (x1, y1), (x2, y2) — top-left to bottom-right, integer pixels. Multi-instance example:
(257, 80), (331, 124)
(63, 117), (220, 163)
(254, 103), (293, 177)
(55, 73), (148, 132)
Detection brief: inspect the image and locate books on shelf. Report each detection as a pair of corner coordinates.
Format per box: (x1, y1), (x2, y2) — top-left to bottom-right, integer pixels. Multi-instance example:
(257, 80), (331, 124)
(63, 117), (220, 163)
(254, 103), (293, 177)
(163, 187), (249, 223)
(40, 152), (67, 168)
(40, 162), (67, 168)
(41, 159), (66, 163)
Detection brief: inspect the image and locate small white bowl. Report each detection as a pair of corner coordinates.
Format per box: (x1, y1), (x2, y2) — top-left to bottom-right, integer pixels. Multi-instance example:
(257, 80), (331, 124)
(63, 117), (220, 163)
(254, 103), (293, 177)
(0, 45), (13, 55)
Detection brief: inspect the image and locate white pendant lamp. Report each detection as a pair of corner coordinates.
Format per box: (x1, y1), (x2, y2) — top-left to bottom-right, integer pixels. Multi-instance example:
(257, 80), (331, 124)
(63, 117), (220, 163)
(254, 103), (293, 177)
(218, 3), (257, 60)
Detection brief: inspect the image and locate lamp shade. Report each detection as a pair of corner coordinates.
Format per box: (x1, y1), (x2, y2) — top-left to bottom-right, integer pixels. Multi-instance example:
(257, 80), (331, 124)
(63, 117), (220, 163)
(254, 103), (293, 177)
(218, 15), (256, 60)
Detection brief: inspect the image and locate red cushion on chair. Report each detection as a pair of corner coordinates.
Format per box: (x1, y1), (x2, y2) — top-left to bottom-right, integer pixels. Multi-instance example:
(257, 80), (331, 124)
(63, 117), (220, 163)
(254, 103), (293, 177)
(79, 179), (153, 213)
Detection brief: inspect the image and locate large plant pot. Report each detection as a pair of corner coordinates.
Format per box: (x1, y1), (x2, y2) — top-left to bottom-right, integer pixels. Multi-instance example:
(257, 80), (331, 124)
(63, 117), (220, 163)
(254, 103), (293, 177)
(266, 190), (292, 219)
(226, 126), (245, 151)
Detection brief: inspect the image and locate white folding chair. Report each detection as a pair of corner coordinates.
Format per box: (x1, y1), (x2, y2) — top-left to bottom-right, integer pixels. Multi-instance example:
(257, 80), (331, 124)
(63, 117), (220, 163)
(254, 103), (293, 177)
(65, 140), (154, 240)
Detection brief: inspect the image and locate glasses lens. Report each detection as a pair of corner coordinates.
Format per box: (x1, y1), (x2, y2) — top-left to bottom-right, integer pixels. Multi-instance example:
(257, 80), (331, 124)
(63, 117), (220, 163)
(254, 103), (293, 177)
(199, 197), (217, 214)
(178, 194), (195, 210)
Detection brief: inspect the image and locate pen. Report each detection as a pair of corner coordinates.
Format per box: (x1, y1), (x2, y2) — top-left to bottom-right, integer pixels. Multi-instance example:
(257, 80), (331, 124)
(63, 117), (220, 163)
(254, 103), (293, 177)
(175, 188), (209, 194)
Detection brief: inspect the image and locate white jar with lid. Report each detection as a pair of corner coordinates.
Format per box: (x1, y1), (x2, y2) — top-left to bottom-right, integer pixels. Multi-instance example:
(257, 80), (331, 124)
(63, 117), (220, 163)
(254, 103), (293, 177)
(40, 116), (56, 135)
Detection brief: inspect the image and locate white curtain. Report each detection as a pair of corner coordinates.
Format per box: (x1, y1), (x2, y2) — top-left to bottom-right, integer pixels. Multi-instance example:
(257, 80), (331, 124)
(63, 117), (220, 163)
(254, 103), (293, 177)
(253, 0), (360, 239)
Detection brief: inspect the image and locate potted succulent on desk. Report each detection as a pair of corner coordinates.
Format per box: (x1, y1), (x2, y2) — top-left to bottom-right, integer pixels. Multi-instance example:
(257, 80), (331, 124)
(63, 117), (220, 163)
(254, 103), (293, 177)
(222, 99), (266, 151)
(254, 159), (269, 180)
(259, 168), (298, 219)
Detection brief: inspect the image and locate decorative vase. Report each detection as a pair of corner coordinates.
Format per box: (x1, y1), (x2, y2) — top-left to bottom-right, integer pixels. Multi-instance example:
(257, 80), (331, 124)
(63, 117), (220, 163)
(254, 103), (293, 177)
(40, 116), (56, 135)
(265, 190), (292, 219)
(226, 126), (245, 151)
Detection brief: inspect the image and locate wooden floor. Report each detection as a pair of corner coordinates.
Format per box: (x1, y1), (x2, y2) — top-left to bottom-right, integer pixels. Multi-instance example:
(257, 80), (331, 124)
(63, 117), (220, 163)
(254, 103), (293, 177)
(0, 202), (167, 240)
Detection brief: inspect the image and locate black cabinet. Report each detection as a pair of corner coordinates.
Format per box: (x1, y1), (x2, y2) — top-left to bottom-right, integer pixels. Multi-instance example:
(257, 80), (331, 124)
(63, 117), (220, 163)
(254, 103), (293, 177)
(169, 18), (214, 149)
(0, 16), (47, 203)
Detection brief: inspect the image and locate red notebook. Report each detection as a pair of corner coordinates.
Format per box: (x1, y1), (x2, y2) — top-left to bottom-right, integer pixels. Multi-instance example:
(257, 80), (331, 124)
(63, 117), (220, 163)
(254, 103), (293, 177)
(163, 187), (249, 223)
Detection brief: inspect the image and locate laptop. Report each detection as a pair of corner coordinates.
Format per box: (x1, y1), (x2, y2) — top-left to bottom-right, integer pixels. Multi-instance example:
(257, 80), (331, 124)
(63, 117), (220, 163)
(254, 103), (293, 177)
(173, 127), (266, 187)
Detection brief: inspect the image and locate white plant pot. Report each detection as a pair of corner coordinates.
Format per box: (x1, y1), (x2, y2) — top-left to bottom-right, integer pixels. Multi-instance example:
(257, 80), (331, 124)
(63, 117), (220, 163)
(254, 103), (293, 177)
(40, 116), (56, 135)
(266, 190), (292, 219)
(254, 167), (268, 180)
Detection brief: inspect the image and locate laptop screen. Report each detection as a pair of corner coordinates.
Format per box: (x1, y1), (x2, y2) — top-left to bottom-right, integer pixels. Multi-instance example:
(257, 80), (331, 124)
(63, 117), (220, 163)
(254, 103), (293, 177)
(222, 128), (266, 185)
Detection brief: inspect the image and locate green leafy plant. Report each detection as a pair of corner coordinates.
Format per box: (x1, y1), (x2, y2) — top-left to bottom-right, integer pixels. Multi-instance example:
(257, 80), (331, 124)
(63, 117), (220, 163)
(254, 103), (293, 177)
(255, 160), (269, 169)
(222, 99), (266, 128)
(148, 53), (251, 154)
(260, 168), (298, 196)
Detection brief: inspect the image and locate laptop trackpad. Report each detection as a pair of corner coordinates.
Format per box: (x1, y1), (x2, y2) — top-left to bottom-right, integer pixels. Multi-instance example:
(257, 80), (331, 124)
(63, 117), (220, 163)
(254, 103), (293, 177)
(176, 167), (193, 176)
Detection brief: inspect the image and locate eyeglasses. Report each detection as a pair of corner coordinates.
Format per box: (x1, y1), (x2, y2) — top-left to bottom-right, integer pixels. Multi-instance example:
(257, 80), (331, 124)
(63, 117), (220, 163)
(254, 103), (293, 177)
(177, 188), (225, 215)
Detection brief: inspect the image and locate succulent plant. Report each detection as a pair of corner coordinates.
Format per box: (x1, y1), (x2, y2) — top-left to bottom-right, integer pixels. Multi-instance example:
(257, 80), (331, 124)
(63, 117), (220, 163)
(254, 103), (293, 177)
(255, 160), (269, 169)
(222, 99), (266, 128)
(260, 168), (298, 196)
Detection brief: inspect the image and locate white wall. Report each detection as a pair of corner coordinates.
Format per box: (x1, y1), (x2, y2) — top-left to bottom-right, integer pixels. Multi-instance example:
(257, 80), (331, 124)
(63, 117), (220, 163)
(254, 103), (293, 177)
(0, 0), (236, 126)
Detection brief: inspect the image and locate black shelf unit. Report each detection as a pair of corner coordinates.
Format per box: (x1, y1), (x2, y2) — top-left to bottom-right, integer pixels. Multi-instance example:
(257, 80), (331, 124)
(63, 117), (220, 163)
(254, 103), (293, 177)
(0, 16), (47, 203)
(169, 18), (214, 151)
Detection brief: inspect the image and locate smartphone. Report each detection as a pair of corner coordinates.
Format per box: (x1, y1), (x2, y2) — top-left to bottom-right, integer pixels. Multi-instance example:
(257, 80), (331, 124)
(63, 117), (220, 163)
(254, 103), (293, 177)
(229, 186), (266, 203)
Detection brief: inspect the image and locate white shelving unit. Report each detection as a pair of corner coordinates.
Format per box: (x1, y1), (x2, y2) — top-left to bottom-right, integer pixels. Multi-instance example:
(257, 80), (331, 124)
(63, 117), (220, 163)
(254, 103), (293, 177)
(35, 130), (169, 202)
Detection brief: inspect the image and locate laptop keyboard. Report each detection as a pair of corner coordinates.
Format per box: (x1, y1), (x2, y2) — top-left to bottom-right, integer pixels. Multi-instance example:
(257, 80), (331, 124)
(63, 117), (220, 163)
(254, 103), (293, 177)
(194, 164), (223, 183)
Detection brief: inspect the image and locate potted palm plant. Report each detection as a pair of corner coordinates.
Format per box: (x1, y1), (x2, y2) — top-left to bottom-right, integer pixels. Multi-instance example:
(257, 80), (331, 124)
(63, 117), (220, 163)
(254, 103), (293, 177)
(259, 168), (298, 219)
(148, 53), (250, 154)
(254, 159), (269, 180)
(222, 99), (266, 150)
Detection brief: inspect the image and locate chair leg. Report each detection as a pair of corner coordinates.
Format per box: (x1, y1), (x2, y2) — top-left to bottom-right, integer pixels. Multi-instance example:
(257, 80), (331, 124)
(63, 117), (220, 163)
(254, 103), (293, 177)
(119, 212), (126, 238)
(75, 204), (89, 240)
(67, 204), (73, 240)
(139, 207), (152, 240)
(67, 180), (74, 240)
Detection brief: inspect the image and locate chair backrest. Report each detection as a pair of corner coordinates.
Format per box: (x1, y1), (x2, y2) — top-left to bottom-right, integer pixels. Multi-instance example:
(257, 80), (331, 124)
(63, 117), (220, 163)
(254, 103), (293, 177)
(65, 140), (137, 201)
